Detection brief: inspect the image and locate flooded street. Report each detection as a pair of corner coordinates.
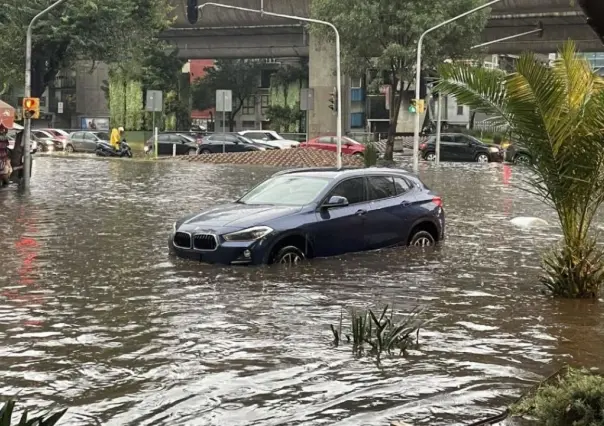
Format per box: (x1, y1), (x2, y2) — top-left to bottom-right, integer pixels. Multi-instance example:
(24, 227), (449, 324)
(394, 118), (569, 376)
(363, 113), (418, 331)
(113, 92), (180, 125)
(1, 156), (603, 425)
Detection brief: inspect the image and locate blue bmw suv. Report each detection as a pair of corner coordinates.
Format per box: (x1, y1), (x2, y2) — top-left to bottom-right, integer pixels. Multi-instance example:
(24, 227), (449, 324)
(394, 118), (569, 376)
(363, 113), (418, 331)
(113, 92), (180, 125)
(169, 167), (445, 265)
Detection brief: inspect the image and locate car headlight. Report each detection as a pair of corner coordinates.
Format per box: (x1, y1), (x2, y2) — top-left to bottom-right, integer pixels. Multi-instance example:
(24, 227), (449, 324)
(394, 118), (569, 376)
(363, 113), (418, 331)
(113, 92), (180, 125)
(489, 147), (500, 153)
(223, 226), (273, 242)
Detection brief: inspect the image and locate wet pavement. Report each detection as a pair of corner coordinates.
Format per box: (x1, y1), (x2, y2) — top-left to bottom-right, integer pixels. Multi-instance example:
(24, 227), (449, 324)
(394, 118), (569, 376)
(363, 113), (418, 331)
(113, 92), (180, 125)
(0, 156), (603, 425)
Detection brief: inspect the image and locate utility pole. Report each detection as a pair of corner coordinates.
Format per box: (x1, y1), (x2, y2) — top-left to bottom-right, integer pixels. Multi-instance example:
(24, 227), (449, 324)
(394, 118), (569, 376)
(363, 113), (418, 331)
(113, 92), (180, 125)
(23, 0), (68, 188)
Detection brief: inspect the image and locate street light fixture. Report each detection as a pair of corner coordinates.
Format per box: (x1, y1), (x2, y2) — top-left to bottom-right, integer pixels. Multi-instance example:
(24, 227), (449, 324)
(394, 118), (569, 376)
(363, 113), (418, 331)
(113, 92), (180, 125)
(197, 1), (344, 169)
(412, 0), (502, 173)
(471, 23), (543, 50)
(23, 0), (69, 189)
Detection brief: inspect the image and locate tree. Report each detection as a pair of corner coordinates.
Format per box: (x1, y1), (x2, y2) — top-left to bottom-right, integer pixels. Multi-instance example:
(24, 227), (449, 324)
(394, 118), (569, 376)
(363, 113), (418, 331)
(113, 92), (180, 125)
(436, 40), (604, 299)
(190, 60), (265, 131)
(311, 0), (489, 160)
(0, 0), (171, 98)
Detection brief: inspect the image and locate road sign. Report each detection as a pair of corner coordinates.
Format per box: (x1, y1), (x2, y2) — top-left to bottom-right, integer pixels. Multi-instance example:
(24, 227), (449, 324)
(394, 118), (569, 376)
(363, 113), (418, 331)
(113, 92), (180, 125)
(216, 90), (232, 112)
(300, 88), (314, 111)
(145, 90), (163, 112)
(57, 102), (64, 114)
(417, 99), (425, 114)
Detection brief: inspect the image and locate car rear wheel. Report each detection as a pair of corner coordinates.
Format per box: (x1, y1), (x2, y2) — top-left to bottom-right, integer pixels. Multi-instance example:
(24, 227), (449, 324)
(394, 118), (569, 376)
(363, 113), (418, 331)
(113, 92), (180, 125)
(475, 153), (489, 163)
(424, 152), (436, 161)
(65, 144), (74, 153)
(409, 230), (435, 247)
(187, 148), (196, 156)
(513, 153), (531, 165)
(272, 245), (306, 265)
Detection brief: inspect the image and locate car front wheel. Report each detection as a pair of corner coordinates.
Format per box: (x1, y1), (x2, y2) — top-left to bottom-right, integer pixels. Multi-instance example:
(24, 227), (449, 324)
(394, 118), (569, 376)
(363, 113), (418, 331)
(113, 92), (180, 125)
(513, 153), (531, 165)
(475, 153), (489, 163)
(409, 230), (435, 247)
(272, 245), (306, 265)
(199, 148), (212, 155)
(424, 152), (436, 161)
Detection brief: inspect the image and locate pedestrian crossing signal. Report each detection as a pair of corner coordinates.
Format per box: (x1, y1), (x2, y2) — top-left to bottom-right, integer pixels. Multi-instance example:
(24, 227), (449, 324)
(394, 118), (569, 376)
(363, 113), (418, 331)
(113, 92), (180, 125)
(23, 97), (40, 119)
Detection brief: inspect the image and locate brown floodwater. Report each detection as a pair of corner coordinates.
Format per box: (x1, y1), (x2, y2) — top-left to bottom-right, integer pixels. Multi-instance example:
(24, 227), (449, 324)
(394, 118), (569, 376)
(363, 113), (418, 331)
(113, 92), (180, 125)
(0, 156), (603, 425)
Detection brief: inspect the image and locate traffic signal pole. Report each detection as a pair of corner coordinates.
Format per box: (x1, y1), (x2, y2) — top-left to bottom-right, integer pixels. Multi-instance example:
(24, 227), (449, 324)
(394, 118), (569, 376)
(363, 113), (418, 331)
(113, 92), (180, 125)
(198, 2), (343, 169)
(412, 0), (501, 173)
(23, 0), (68, 188)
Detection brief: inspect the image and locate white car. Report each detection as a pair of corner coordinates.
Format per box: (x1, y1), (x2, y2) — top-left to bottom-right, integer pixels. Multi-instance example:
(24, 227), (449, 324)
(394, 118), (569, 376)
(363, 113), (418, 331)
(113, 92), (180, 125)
(238, 130), (300, 149)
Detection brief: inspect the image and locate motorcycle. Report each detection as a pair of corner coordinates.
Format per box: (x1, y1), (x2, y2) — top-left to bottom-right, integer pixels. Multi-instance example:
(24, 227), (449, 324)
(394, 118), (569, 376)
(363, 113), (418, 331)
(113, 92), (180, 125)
(95, 139), (132, 158)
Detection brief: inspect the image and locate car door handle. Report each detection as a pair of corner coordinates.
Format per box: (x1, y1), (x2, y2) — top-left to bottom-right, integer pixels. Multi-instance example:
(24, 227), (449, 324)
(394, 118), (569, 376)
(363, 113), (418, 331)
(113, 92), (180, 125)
(356, 209), (367, 216)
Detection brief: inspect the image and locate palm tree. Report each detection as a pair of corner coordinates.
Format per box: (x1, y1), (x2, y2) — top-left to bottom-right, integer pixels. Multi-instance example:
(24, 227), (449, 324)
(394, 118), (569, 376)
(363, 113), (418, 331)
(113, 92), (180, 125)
(435, 40), (604, 298)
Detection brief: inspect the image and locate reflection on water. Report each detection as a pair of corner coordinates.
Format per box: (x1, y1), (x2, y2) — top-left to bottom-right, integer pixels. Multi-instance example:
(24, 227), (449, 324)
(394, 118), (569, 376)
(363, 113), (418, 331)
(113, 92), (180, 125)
(0, 157), (603, 425)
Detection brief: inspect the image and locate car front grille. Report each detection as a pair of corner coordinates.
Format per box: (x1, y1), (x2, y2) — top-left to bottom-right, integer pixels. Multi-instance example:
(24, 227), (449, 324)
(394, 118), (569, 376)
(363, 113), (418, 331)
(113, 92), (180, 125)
(193, 234), (218, 251)
(173, 232), (192, 249)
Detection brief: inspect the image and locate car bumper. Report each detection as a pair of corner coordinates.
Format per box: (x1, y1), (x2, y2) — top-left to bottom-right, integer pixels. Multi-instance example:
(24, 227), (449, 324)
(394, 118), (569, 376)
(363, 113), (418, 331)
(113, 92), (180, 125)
(488, 151), (504, 162)
(168, 234), (272, 266)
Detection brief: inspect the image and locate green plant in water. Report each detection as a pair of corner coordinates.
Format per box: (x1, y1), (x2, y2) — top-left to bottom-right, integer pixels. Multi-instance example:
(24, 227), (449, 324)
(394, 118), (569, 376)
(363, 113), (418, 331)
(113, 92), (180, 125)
(0, 400), (66, 426)
(363, 142), (379, 167)
(436, 40), (604, 298)
(510, 367), (604, 426)
(330, 305), (427, 362)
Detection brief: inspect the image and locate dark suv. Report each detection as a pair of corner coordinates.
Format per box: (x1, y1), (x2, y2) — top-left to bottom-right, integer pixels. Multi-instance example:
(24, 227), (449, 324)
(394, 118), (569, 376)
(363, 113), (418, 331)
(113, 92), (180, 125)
(504, 142), (532, 165)
(169, 167), (445, 265)
(420, 133), (503, 163)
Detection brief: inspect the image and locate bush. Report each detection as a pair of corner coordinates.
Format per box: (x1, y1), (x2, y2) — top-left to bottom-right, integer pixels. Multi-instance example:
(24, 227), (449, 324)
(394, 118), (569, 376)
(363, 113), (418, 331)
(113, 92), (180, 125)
(364, 142), (379, 167)
(0, 400), (66, 425)
(511, 367), (604, 425)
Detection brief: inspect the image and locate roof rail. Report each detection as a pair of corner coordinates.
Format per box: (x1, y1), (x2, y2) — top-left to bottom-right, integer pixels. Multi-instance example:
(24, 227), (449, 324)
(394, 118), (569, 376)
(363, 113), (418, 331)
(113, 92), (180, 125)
(272, 166), (361, 176)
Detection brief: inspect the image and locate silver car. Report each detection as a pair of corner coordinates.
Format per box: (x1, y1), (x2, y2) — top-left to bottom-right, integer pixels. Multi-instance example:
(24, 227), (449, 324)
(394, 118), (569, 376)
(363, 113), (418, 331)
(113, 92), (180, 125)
(66, 131), (110, 153)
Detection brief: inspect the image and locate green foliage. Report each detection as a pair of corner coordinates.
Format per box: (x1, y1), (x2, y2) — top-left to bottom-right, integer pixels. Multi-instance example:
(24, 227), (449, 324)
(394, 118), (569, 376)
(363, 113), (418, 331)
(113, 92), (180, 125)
(436, 41), (604, 298)
(191, 60), (266, 131)
(108, 72), (143, 130)
(0, 0), (172, 97)
(310, 0), (489, 159)
(265, 105), (303, 133)
(330, 305), (428, 362)
(363, 142), (379, 167)
(0, 400), (66, 425)
(511, 367), (604, 425)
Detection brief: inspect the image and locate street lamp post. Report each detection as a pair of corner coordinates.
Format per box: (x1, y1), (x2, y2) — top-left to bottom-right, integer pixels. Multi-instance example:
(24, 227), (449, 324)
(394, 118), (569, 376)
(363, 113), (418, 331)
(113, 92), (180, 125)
(471, 25), (543, 49)
(412, 0), (502, 173)
(198, 2), (343, 169)
(23, 0), (69, 189)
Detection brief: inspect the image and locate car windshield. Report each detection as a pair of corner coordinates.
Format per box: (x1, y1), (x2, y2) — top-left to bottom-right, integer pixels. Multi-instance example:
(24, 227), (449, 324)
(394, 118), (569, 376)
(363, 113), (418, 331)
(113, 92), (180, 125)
(239, 175), (331, 206)
(180, 134), (195, 143)
(239, 136), (256, 144)
(344, 137), (360, 145)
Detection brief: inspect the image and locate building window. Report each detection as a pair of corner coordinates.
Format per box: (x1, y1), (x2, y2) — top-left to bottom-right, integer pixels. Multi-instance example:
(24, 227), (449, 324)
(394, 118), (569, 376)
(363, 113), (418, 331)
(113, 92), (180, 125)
(350, 112), (364, 128)
(350, 77), (362, 88)
(457, 105), (464, 115)
(260, 70), (276, 88)
(260, 95), (270, 114)
(242, 96), (255, 115)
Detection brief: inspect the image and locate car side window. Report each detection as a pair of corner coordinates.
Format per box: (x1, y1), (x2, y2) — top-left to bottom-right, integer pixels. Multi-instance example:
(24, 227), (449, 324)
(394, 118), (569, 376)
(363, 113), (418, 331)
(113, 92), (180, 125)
(393, 177), (412, 194)
(158, 134), (171, 142)
(441, 135), (454, 143)
(329, 177), (366, 204)
(367, 176), (396, 201)
(318, 136), (333, 144)
(245, 132), (262, 139)
(84, 133), (96, 141)
(225, 135), (239, 143)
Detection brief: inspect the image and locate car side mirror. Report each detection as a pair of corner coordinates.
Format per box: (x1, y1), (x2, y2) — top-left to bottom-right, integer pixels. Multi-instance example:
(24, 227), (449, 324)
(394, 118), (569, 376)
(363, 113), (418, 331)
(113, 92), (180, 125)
(262, 137), (269, 141)
(323, 195), (349, 208)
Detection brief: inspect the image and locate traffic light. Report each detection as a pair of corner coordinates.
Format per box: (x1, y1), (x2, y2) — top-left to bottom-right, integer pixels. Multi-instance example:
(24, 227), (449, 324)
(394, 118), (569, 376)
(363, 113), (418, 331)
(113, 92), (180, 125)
(187, 0), (198, 25)
(578, 0), (604, 42)
(408, 99), (417, 113)
(328, 88), (338, 112)
(417, 99), (425, 114)
(22, 98), (40, 119)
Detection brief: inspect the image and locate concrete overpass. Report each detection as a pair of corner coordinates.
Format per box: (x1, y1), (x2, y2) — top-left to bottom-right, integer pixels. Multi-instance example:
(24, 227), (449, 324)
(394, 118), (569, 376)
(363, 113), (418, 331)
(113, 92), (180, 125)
(161, 0), (603, 58)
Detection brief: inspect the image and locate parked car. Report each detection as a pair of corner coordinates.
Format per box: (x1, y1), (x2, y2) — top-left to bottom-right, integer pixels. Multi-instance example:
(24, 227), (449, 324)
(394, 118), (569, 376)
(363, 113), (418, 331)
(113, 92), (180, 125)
(38, 128), (70, 143)
(300, 136), (365, 156)
(503, 142), (532, 165)
(31, 129), (63, 152)
(7, 132), (37, 154)
(238, 130), (300, 149)
(420, 133), (503, 163)
(196, 133), (276, 154)
(169, 167), (445, 265)
(144, 133), (199, 156)
(66, 131), (110, 153)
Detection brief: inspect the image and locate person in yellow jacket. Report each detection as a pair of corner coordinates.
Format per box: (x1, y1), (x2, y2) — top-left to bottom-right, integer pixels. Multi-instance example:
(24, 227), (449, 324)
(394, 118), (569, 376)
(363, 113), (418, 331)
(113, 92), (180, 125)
(110, 126), (124, 150)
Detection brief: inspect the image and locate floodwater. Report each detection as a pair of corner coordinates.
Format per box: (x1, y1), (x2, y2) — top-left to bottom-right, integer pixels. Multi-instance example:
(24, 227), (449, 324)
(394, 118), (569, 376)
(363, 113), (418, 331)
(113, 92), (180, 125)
(0, 156), (603, 426)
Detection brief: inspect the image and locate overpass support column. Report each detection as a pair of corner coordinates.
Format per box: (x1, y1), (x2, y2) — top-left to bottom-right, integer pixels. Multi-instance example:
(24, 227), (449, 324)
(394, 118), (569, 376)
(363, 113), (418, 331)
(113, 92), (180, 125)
(308, 34), (349, 138)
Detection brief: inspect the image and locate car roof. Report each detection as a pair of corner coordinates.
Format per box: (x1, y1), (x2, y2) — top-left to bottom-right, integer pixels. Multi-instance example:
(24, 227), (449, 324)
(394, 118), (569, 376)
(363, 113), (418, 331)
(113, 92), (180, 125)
(273, 167), (417, 180)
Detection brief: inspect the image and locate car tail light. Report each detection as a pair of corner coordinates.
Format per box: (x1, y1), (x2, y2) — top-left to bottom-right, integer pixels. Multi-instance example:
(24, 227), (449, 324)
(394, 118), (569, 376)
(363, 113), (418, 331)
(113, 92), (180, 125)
(419, 143), (426, 150)
(432, 196), (443, 207)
